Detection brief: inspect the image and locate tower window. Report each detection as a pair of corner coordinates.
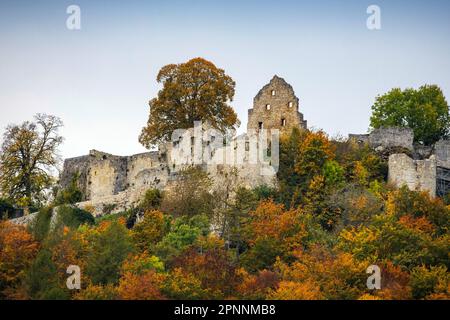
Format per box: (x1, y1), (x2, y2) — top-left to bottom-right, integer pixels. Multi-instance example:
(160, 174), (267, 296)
(258, 122), (263, 129)
(271, 90), (276, 96)
(288, 102), (293, 108)
(281, 118), (286, 126)
(266, 104), (271, 111)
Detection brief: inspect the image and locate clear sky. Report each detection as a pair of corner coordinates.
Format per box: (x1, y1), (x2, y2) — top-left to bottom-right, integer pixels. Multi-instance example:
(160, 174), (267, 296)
(1, 0), (449, 159)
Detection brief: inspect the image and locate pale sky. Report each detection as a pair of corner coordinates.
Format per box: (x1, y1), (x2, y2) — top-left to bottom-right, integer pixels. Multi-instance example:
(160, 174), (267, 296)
(1, 0), (449, 159)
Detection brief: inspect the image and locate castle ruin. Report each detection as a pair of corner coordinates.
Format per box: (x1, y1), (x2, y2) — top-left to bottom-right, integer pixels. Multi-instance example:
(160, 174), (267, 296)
(349, 127), (450, 197)
(12, 75), (449, 224)
(58, 75), (305, 216)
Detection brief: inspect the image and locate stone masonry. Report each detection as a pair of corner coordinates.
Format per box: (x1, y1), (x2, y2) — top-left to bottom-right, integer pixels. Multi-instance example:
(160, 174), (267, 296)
(55, 76), (303, 217)
(350, 128), (449, 197)
(247, 75), (307, 134)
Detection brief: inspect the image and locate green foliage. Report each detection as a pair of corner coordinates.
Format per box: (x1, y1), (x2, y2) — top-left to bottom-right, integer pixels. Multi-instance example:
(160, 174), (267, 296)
(322, 160), (345, 187)
(155, 215), (209, 262)
(252, 185), (278, 201)
(277, 127), (304, 208)
(54, 174), (83, 206)
(28, 206), (53, 241)
(241, 238), (283, 273)
(370, 85), (450, 145)
(0, 114), (63, 208)
(55, 205), (94, 229)
(409, 265), (449, 299)
(95, 210), (131, 225)
(139, 188), (162, 211)
(25, 249), (69, 300)
(0, 198), (15, 220)
(86, 221), (135, 285)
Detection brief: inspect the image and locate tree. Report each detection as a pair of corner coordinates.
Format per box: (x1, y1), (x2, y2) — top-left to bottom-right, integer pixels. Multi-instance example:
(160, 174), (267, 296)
(139, 188), (162, 212)
(160, 166), (214, 217)
(236, 269), (279, 299)
(171, 235), (241, 299)
(139, 57), (239, 148)
(241, 200), (305, 271)
(409, 265), (449, 300)
(117, 270), (166, 300)
(131, 210), (166, 252)
(162, 268), (209, 300)
(370, 85), (450, 145)
(85, 220), (135, 285)
(25, 248), (70, 300)
(54, 174), (83, 206)
(0, 221), (39, 298)
(154, 214), (209, 263)
(0, 114), (63, 208)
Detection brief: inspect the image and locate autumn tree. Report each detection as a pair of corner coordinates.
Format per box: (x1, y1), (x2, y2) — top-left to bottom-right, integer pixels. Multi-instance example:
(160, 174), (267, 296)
(171, 235), (240, 299)
(117, 270), (166, 300)
(139, 57), (239, 148)
(0, 114), (63, 208)
(0, 221), (39, 298)
(241, 200), (305, 271)
(370, 85), (450, 145)
(162, 268), (209, 299)
(25, 248), (69, 299)
(160, 166), (214, 217)
(85, 220), (135, 285)
(131, 210), (166, 252)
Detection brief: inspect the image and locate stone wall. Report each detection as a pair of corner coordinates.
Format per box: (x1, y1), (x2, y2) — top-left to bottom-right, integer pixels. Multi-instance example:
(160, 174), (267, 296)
(388, 154), (436, 196)
(247, 75), (307, 134)
(435, 140), (450, 168)
(368, 127), (414, 151)
(60, 149), (169, 204)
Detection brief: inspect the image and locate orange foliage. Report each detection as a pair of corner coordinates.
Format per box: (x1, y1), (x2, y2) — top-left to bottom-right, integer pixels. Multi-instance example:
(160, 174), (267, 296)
(274, 246), (369, 300)
(117, 270), (166, 300)
(172, 238), (240, 298)
(247, 200), (304, 251)
(236, 269), (279, 299)
(398, 215), (435, 234)
(74, 284), (117, 300)
(0, 221), (39, 296)
(269, 280), (323, 300)
(375, 262), (412, 300)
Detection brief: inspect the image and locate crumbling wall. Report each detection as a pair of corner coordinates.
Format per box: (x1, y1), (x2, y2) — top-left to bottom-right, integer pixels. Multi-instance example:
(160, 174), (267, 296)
(435, 140), (450, 168)
(59, 155), (91, 200)
(247, 75), (307, 134)
(126, 152), (169, 190)
(368, 127), (414, 151)
(388, 154), (436, 196)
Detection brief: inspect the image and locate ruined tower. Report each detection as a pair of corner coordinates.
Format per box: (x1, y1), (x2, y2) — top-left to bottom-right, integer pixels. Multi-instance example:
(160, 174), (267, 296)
(247, 75), (307, 133)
